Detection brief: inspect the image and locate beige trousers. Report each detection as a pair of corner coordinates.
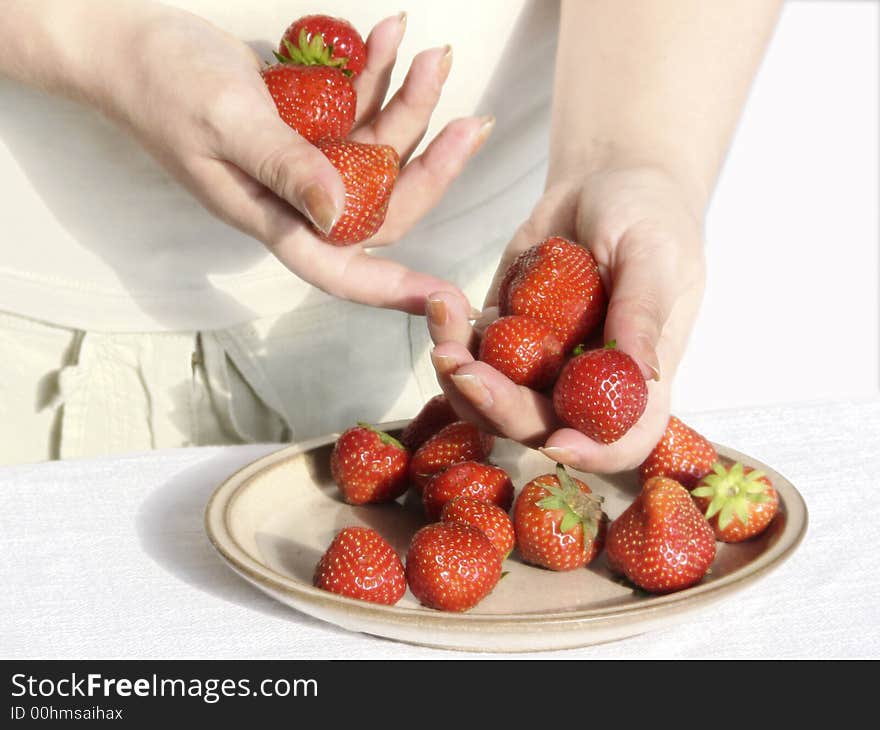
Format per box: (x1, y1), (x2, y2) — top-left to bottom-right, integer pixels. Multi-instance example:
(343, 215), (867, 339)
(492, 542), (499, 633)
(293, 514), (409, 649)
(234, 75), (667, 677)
(0, 301), (440, 466)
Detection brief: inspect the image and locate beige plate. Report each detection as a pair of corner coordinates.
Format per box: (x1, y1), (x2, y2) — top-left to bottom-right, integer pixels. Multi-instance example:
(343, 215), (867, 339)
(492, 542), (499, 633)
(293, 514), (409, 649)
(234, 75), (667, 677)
(205, 422), (808, 653)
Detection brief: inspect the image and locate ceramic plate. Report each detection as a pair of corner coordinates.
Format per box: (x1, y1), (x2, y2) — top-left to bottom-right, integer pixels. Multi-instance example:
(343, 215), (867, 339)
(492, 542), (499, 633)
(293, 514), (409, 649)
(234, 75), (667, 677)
(205, 422), (807, 652)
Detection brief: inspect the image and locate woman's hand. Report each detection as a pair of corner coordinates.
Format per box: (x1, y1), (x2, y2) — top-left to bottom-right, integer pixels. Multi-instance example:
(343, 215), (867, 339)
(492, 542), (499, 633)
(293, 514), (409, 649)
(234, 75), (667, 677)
(62, 2), (488, 313)
(426, 165), (706, 472)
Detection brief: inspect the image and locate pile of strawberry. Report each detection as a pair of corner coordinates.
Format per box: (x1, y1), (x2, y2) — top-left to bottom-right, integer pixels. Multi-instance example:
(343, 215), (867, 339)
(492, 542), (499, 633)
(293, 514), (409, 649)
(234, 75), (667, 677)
(481, 236), (648, 443)
(315, 400), (780, 611)
(261, 15), (396, 244)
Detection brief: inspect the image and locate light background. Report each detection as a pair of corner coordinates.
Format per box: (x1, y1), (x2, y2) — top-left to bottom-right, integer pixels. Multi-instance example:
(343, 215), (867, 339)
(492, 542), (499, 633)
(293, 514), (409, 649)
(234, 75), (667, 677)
(675, 0), (879, 411)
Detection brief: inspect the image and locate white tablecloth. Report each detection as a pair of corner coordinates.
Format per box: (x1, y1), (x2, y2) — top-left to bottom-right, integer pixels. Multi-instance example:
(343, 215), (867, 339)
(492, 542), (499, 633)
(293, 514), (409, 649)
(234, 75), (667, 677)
(2, 398), (878, 659)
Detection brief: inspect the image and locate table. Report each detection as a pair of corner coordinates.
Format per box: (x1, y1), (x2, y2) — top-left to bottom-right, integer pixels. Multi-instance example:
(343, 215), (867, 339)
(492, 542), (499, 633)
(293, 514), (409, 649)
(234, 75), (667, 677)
(2, 398), (878, 659)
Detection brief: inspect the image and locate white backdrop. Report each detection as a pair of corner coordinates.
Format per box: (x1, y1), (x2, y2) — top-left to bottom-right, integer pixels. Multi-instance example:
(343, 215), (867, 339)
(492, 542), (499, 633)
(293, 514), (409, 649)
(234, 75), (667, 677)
(675, 0), (879, 411)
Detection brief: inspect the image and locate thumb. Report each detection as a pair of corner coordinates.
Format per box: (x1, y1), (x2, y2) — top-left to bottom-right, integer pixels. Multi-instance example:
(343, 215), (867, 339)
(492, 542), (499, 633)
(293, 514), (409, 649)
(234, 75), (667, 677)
(219, 114), (346, 236)
(603, 247), (673, 382)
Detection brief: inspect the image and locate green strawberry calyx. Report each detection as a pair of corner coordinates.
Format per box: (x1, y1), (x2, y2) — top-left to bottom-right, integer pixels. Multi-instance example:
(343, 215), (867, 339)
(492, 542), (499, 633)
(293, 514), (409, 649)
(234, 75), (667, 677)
(357, 422), (406, 451)
(274, 28), (352, 76)
(536, 464), (605, 539)
(691, 461), (773, 529)
(572, 340), (615, 357)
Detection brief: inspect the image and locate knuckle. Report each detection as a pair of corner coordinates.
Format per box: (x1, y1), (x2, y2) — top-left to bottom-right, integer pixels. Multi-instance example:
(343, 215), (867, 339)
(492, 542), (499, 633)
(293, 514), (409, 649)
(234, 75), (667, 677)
(255, 147), (309, 201)
(608, 294), (664, 339)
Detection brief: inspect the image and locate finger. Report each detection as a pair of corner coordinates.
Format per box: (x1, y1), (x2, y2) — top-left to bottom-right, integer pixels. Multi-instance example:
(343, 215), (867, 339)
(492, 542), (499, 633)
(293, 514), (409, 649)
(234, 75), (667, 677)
(603, 231), (678, 381)
(186, 156), (305, 243)
(353, 46), (452, 163)
(425, 290), (477, 351)
(217, 111), (345, 236)
(354, 14), (407, 124)
(368, 116), (494, 245)
(430, 342), (558, 445)
(273, 235), (466, 314)
(541, 382), (670, 473)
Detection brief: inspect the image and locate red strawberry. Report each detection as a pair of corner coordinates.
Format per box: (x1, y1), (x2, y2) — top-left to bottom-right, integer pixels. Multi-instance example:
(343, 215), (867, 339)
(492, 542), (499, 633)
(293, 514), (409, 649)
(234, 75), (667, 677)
(552, 341), (647, 444)
(639, 416), (718, 489)
(279, 15), (367, 78)
(498, 237), (607, 352)
(422, 461), (514, 521)
(606, 476), (716, 593)
(314, 527), (406, 604)
(691, 462), (779, 543)
(405, 522), (502, 611)
(315, 139), (399, 245)
(513, 464), (606, 571)
(478, 315), (564, 389)
(409, 421), (495, 493)
(441, 496), (515, 559)
(330, 423), (409, 505)
(261, 63), (355, 143)
(400, 395), (458, 451)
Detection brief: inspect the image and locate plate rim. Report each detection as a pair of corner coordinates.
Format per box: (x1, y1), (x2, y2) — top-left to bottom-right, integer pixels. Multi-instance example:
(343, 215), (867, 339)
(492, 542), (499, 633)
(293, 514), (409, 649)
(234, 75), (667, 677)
(205, 421), (808, 632)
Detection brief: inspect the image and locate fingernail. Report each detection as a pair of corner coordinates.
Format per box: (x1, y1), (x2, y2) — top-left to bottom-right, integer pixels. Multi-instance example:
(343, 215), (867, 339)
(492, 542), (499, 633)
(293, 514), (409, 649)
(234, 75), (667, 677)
(468, 307), (482, 321)
(539, 447), (575, 464)
(426, 298), (447, 326)
(451, 373), (493, 409)
(430, 350), (457, 375)
(637, 336), (662, 381)
(471, 115), (495, 154)
(437, 45), (453, 82)
(396, 11), (407, 40)
(301, 183), (339, 236)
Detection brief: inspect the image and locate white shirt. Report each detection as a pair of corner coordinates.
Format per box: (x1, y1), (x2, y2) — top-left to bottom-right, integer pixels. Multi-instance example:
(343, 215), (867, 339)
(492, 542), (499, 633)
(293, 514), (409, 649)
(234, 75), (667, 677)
(0, 0), (556, 332)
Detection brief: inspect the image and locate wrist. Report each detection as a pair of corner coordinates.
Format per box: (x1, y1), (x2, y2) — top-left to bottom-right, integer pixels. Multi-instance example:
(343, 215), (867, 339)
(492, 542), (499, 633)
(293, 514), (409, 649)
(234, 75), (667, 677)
(547, 140), (712, 219)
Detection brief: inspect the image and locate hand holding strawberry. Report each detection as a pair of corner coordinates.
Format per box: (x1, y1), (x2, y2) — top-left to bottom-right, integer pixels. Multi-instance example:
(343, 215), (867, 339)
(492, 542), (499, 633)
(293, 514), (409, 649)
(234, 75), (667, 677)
(427, 166), (707, 472)
(92, 5), (490, 315)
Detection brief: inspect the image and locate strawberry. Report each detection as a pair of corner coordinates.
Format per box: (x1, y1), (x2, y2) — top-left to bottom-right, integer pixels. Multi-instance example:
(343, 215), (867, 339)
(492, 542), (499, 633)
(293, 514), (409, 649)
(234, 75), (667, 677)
(261, 63), (356, 144)
(400, 395), (458, 451)
(405, 522), (502, 611)
(409, 421), (495, 493)
(498, 236), (607, 352)
(513, 464), (606, 571)
(606, 476), (716, 593)
(313, 527), (406, 604)
(441, 496), (515, 559)
(477, 315), (565, 390)
(422, 461), (514, 521)
(552, 341), (647, 444)
(691, 462), (779, 543)
(278, 15), (367, 78)
(639, 416), (718, 489)
(330, 423), (409, 505)
(314, 139), (399, 245)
